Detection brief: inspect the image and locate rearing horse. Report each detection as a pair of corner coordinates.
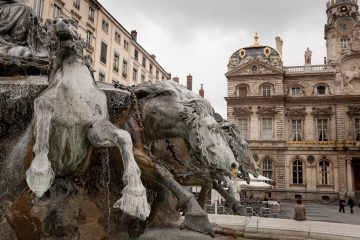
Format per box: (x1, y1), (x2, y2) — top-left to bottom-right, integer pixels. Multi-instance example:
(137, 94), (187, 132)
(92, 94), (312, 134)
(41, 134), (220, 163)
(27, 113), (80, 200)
(25, 18), (150, 221)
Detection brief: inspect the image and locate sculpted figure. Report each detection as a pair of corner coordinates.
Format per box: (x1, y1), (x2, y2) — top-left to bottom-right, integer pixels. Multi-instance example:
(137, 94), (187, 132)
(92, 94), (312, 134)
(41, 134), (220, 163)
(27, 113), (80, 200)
(343, 65), (360, 85)
(0, 0), (46, 57)
(25, 18), (150, 221)
(111, 80), (259, 236)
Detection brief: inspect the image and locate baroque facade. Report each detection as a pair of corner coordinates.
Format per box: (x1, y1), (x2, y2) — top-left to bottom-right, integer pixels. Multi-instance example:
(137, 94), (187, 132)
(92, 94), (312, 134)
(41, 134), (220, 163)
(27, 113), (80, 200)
(226, 0), (360, 200)
(26, 0), (170, 84)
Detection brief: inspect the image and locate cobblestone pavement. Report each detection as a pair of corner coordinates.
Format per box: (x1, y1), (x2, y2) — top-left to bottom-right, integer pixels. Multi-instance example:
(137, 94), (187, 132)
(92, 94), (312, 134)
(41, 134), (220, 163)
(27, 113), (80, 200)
(278, 200), (360, 225)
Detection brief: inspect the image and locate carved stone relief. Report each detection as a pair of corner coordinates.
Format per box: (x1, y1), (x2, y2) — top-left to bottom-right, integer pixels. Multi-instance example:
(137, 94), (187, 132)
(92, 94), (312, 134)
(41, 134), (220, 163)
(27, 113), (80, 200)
(233, 106), (253, 116)
(311, 106), (334, 116)
(285, 107), (307, 117)
(256, 106), (278, 116)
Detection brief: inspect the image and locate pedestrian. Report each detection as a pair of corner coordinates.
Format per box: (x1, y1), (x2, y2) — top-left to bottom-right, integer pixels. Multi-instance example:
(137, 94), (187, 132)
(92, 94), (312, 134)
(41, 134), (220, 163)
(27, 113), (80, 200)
(339, 198), (345, 213)
(293, 199), (307, 221)
(348, 197), (355, 214)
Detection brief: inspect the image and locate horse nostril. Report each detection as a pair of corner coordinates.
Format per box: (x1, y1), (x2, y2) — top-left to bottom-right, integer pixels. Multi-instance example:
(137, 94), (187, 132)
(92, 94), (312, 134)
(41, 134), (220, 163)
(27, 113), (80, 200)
(231, 162), (237, 169)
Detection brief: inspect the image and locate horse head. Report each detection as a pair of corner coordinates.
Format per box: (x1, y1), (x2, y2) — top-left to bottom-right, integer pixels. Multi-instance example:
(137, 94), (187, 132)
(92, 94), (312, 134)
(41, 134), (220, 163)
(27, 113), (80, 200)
(214, 113), (260, 182)
(180, 98), (239, 177)
(45, 17), (84, 60)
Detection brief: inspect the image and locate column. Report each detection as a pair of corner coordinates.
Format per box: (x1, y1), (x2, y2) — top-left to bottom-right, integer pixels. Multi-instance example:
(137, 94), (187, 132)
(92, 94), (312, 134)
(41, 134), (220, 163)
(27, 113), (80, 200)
(346, 158), (354, 196)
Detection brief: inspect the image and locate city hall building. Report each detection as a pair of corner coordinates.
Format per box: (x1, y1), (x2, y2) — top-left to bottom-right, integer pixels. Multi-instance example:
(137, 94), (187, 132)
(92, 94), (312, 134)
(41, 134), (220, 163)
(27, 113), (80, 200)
(226, 0), (360, 200)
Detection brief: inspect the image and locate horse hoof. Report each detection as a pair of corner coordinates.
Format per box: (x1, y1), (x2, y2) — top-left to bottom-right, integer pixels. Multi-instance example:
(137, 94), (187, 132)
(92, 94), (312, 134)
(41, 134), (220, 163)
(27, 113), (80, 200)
(26, 155), (55, 198)
(180, 213), (215, 237)
(113, 188), (150, 221)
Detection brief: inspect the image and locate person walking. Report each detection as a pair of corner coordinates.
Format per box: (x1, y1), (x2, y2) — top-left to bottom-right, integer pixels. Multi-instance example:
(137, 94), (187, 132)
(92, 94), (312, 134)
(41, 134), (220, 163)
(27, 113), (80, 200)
(293, 199), (307, 221)
(348, 197), (355, 214)
(339, 198), (346, 213)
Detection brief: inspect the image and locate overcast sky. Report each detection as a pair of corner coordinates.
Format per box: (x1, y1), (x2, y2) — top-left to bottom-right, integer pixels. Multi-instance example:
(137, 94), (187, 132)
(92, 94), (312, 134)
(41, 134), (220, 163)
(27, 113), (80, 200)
(99, 0), (329, 118)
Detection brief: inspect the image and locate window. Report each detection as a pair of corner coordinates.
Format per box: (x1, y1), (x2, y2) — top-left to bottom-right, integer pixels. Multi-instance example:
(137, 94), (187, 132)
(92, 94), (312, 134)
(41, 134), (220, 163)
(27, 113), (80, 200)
(85, 31), (93, 48)
(319, 160), (330, 185)
(141, 74), (145, 83)
(99, 72), (105, 82)
(133, 68), (138, 82)
(317, 119), (329, 141)
(262, 118), (273, 140)
(100, 42), (107, 64)
(156, 70), (159, 80)
(237, 86), (247, 97)
(113, 53), (119, 73)
(33, 0), (44, 18)
(293, 160), (303, 184)
(142, 57), (146, 67)
(291, 86), (301, 96)
(149, 64), (153, 74)
(340, 38), (350, 49)
(291, 120), (302, 141)
(238, 119), (248, 139)
(88, 6), (95, 22)
(122, 60), (128, 78)
(123, 40), (129, 51)
(53, 4), (61, 18)
(134, 49), (138, 61)
(73, 0), (80, 10)
(317, 86), (326, 95)
(102, 19), (109, 33)
(115, 31), (121, 44)
(263, 159), (273, 182)
(262, 85), (271, 96)
(355, 118), (360, 141)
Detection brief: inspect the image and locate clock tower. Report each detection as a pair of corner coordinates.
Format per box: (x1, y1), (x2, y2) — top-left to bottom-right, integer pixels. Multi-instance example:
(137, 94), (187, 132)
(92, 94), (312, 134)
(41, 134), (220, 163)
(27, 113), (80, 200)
(325, 0), (360, 63)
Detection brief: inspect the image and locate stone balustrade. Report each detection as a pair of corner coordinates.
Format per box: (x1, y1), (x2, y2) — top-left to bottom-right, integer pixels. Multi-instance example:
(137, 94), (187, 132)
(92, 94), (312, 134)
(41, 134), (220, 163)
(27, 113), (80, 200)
(283, 65), (330, 73)
(286, 140), (357, 147)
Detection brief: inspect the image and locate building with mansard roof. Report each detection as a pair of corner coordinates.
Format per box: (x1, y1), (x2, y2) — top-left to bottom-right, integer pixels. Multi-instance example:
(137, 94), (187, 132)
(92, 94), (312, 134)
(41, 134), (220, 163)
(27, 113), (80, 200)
(226, 0), (360, 200)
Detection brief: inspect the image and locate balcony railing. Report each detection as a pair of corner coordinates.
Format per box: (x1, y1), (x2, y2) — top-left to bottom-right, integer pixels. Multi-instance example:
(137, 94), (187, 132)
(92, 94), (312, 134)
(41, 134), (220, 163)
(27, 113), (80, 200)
(284, 65), (330, 73)
(286, 140), (358, 147)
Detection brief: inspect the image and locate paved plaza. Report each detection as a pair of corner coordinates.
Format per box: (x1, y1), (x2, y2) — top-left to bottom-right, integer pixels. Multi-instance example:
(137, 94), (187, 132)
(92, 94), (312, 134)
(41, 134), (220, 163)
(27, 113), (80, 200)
(278, 200), (360, 225)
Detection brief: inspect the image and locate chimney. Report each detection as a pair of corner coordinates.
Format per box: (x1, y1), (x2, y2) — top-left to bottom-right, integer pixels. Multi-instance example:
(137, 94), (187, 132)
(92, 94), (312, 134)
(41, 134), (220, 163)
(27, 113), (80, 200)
(172, 77), (179, 83)
(199, 84), (204, 98)
(275, 36), (283, 57)
(186, 74), (192, 91)
(131, 30), (137, 41)
(150, 54), (156, 60)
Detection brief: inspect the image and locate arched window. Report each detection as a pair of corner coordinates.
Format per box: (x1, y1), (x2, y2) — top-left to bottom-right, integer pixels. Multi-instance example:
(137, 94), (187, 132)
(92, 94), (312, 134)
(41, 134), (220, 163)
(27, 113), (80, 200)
(262, 159), (273, 182)
(261, 85), (271, 96)
(319, 160), (330, 185)
(291, 86), (302, 96)
(293, 160), (303, 184)
(317, 86), (326, 95)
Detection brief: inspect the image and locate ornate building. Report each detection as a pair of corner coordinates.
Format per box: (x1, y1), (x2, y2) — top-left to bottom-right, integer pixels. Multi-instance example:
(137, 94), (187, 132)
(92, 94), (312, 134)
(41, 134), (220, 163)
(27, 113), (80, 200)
(226, 0), (360, 200)
(26, 0), (170, 84)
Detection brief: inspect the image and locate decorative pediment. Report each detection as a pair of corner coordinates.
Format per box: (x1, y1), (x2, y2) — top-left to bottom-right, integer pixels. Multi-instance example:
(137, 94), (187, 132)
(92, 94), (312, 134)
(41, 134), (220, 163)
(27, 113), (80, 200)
(226, 60), (283, 77)
(311, 107), (333, 116)
(233, 107), (252, 116)
(285, 107), (306, 117)
(347, 106), (360, 116)
(256, 106), (278, 116)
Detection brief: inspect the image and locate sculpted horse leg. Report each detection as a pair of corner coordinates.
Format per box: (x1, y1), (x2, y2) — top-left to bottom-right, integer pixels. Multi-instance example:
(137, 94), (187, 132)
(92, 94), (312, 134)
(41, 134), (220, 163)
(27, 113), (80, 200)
(26, 97), (55, 198)
(212, 177), (243, 215)
(153, 164), (215, 237)
(88, 120), (150, 221)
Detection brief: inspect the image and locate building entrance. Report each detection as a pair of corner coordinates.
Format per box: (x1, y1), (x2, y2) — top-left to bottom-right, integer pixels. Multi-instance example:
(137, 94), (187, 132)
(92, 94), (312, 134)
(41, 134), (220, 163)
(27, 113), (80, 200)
(353, 159), (360, 191)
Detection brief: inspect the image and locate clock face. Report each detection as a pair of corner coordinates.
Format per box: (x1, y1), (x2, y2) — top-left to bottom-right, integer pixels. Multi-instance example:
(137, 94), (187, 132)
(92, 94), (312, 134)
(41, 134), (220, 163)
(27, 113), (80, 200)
(335, 20), (354, 36)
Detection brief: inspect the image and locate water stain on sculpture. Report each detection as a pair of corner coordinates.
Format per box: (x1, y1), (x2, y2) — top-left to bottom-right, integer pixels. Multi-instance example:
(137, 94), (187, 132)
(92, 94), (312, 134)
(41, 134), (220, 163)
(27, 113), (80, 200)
(25, 18), (150, 221)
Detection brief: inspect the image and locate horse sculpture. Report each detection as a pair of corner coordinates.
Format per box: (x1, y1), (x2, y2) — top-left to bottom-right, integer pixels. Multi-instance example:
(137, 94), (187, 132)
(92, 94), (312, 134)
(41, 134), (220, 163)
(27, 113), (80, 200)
(110, 80), (259, 236)
(25, 18), (150, 221)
